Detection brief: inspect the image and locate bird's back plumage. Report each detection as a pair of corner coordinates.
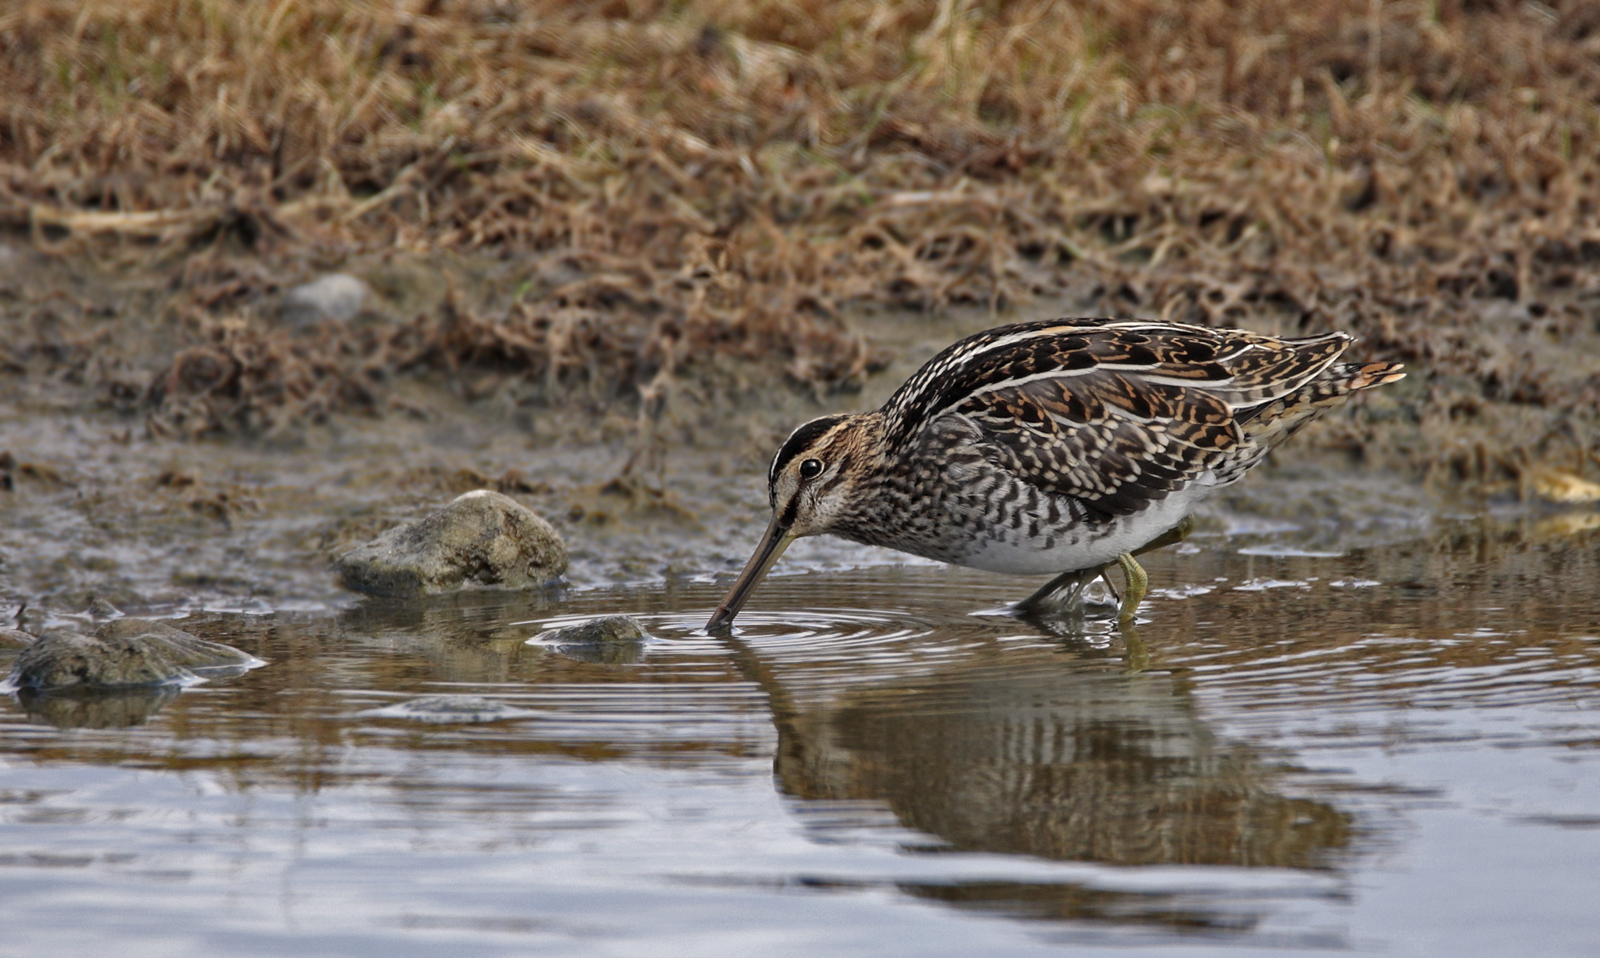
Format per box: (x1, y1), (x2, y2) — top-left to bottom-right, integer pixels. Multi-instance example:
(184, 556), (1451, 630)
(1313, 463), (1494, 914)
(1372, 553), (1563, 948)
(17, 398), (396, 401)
(876, 318), (1402, 524)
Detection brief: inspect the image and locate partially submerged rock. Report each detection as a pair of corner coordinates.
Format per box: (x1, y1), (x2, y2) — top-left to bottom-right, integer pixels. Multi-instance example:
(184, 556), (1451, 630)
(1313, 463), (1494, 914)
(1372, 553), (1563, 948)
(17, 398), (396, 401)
(530, 614), (649, 665)
(0, 629), (33, 650)
(3, 619), (263, 691)
(336, 490), (568, 598)
(8, 631), (184, 689)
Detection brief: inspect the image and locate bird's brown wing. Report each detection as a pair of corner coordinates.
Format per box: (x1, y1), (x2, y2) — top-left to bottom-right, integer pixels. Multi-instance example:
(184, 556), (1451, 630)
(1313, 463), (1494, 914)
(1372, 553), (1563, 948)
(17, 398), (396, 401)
(909, 320), (1353, 519)
(955, 371), (1237, 518)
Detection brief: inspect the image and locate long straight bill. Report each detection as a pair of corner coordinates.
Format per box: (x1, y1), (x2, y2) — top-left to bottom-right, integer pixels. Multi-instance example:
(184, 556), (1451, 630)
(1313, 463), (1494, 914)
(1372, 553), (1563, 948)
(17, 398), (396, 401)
(705, 515), (794, 632)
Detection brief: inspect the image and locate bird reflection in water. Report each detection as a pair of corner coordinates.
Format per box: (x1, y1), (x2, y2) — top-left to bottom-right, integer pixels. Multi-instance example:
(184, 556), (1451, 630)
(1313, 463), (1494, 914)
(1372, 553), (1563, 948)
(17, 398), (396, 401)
(722, 633), (1351, 934)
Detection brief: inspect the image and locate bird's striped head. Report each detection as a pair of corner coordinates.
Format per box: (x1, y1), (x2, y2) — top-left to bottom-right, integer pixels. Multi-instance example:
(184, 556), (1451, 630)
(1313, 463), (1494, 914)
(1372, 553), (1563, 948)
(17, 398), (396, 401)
(765, 412), (880, 537)
(706, 412), (881, 630)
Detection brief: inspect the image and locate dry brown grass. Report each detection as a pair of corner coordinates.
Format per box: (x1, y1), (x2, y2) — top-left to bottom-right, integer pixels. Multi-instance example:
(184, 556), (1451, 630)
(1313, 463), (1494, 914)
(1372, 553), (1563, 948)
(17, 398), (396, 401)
(2, 0), (1598, 479)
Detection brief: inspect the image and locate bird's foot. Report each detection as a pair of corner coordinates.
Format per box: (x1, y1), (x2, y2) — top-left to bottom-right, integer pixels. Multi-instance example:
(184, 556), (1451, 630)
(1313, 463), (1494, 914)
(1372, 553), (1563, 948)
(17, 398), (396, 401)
(1113, 551), (1148, 622)
(1016, 514), (1189, 626)
(1015, 566), (1104, 619)
(1096, 515), (1192, 621)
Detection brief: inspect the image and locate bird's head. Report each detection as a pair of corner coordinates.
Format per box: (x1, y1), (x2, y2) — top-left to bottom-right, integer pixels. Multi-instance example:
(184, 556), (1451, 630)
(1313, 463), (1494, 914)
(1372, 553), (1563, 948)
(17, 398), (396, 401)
(706, 413), (879, 630)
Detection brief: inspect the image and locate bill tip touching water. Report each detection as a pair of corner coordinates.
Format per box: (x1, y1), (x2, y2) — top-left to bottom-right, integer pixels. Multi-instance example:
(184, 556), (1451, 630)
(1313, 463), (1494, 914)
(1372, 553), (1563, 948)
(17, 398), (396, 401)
(706, 317), (1405, 632)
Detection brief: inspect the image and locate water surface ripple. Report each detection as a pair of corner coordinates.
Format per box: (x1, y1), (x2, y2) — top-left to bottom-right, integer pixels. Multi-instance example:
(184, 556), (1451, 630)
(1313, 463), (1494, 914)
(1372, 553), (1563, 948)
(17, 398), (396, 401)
(3, 518), (1600, 956)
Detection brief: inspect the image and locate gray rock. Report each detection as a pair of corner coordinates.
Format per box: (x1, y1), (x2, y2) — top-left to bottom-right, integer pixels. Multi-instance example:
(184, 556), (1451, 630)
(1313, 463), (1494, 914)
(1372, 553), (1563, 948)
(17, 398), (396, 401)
(7, 630), (180, 689)
(358, 694), (539, 724)
(281, 273), (370, 326)
(94, 619), (262, 676)
(336, 490), (568, 598)
(530, 614), (649, 665)
(3, 620), (263, 691)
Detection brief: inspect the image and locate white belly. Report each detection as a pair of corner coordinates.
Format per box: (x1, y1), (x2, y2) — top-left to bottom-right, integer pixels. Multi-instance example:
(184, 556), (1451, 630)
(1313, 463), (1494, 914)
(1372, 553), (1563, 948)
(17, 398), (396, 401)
(955, 484), (1214, 575)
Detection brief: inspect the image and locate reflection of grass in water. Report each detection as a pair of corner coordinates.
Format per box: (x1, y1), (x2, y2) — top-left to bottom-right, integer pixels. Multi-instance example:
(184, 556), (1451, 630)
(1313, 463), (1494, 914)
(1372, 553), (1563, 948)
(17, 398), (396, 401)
(2, 0), (1598, 482)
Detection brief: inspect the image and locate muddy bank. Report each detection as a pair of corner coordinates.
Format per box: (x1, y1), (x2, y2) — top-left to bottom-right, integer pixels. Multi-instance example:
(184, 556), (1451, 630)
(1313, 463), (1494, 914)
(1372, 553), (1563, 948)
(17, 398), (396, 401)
(2, 222), (1596, 492)
(1, 240), (1594, 618)
(0, 258), (1486, 618)
(3, 2), (1600, 616)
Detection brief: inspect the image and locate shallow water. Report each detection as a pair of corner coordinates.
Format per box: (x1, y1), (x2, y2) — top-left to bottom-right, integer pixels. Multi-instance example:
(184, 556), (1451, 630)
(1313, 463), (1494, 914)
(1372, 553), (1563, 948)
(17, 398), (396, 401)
(4, 514), (1599, 957)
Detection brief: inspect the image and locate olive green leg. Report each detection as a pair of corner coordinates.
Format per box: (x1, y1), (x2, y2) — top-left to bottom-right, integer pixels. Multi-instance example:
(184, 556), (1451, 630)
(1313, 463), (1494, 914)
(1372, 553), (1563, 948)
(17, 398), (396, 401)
(1114, 551), (1148, 621)
(1020, 514), (1196, 621)
(1135, 513), (1196, 557)
(1101, 514), (1195, 621)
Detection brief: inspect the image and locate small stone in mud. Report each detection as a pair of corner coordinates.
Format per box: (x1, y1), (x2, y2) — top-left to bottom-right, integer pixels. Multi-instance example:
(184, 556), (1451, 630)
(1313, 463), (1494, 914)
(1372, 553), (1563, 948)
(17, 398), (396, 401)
(359, 694), (538, 724)
(530, 615), (649, 665)
(335, 489), (568, 598)
(3, 620), (262, 691)
(280, 273), (370, 326)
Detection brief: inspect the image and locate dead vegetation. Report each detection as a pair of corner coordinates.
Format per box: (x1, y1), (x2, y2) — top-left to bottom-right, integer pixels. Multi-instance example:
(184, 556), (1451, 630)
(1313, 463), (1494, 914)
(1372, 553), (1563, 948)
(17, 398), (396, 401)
(1, 0), (1599, 486)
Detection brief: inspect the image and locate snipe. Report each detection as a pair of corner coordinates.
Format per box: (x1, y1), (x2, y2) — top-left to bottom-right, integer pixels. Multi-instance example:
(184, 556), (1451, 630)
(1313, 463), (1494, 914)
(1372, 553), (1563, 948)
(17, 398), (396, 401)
(706, 318), (1405, 630)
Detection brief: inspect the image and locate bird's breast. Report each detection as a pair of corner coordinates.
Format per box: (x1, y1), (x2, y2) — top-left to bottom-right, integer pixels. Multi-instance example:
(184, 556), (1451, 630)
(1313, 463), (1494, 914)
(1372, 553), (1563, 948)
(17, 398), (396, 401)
(834, 459), (1215, 576)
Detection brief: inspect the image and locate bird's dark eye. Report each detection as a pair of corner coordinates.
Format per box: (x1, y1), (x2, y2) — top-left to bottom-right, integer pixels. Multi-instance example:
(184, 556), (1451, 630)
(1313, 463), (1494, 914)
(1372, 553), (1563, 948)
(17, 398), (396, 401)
(798, 458), (824, 479)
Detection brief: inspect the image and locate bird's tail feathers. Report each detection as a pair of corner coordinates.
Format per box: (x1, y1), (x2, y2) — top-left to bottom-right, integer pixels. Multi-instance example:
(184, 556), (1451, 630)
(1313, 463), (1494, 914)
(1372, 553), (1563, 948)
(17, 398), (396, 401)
(1347, 361), (1406, 391)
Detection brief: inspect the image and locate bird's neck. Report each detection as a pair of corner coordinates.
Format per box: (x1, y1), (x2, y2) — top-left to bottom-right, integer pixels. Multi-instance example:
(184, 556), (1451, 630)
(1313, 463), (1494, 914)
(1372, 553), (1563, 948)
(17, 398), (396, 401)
(835, 411), (889, 471)
(820, 412), (896, 533)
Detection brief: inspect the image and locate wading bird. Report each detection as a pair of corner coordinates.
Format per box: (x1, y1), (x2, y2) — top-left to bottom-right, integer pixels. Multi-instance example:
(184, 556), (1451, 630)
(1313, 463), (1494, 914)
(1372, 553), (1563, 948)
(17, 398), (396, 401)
(706, 318), (1404, 631)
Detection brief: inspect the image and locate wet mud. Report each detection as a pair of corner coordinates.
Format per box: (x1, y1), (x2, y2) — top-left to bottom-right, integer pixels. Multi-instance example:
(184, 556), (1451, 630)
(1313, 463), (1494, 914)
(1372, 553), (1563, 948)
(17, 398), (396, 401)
(0, 246), (1547, 618)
